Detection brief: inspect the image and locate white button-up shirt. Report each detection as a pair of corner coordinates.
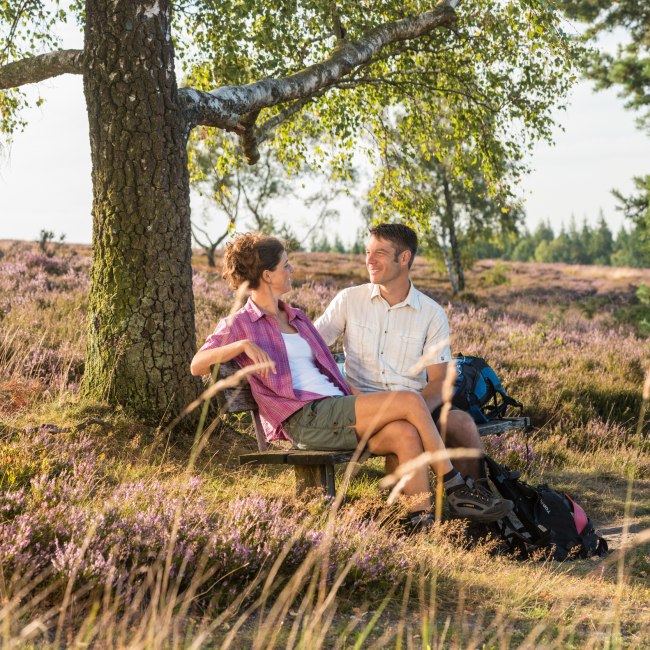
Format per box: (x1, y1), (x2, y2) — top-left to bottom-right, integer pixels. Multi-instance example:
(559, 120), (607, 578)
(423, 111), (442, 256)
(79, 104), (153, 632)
(314, 283), (452, 393)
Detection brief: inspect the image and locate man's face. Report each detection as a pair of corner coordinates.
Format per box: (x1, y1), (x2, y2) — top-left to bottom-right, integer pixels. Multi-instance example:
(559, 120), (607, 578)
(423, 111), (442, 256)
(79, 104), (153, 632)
(365, 235), (409, 285)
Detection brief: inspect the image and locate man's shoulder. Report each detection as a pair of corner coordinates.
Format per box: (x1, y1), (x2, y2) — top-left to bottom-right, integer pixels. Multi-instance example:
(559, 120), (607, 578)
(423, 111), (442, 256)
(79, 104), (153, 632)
(340, 283), (372, 296)
(410, 285), (448, 318)
(331, 283), (372, 303)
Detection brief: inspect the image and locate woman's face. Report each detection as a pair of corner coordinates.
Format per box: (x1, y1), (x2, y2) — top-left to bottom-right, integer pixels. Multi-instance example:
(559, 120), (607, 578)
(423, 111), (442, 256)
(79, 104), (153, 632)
(265, 250), (292, 294)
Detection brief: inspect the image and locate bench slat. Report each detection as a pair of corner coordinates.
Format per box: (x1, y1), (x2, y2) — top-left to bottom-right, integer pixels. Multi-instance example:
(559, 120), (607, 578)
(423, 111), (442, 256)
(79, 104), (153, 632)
(239, 450), (291, 465)
(477, 417), (529, 437)
(240, 450), (356, 467)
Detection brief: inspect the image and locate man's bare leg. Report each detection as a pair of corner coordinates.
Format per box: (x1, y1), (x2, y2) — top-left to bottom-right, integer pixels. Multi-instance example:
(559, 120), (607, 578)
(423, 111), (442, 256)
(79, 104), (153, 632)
(440, 410), (484, 480)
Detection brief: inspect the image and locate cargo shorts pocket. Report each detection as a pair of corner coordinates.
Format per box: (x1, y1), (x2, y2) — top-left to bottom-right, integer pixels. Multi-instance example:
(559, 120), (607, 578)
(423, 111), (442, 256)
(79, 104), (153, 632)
(284, 397), (358, 451)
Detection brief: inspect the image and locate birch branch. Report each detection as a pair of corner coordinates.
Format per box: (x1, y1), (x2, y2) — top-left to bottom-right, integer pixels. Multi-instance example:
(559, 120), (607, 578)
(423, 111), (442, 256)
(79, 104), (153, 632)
(0, 49), (83, 89)
(179, 2), (457, 136)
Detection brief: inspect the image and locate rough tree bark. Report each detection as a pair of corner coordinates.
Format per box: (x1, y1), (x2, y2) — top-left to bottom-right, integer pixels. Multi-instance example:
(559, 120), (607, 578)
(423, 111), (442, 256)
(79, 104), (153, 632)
(81, 0), (201, 418)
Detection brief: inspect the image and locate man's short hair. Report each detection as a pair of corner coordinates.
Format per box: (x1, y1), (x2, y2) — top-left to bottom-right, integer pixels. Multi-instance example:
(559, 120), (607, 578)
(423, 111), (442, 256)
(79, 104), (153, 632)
(368, 223), (418, 268)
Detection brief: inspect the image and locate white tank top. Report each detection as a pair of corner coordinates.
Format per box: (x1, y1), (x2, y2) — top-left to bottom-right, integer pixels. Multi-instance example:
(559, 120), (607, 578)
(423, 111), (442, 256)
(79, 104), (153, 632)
(281, 332), (343, 397)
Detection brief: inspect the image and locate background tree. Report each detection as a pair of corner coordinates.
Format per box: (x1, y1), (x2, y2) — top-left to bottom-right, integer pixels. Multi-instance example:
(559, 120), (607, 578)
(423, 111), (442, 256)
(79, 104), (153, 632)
(0, 0), (581, 422)
(189, 137), (291, 266)
(510, 221), (555, 262)
(560, 0), (650, 132)
(38, 230), (67, 258)
(613, 175), (650, 265)
(368, 110), (523, 294)
(560, 0), (650, 255)
(587, 212), (614, 265)
(189, 129), (350, 264)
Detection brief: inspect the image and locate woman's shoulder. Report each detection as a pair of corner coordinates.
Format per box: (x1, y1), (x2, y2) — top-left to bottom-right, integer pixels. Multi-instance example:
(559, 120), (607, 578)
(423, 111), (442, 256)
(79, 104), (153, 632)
(211, 305), (250, 334)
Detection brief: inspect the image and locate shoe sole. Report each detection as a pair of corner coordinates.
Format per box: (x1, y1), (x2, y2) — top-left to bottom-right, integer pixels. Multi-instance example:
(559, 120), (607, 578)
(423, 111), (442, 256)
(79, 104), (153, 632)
(449, 500), (514, 524)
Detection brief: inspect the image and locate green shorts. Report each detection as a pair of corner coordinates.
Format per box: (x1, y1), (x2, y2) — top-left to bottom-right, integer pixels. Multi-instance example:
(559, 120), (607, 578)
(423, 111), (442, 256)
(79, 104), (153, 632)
(283, 396), (359, 451)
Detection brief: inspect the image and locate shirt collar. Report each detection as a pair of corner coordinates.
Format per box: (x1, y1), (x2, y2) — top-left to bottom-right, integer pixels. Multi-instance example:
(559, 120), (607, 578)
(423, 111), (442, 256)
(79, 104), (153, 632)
(244, 297), (300, 322)
(369, 282), (420, 311)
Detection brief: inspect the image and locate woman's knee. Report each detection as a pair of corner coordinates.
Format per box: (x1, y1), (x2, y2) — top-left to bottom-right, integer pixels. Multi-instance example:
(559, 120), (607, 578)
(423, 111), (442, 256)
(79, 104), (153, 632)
(397, 391), (428, 415)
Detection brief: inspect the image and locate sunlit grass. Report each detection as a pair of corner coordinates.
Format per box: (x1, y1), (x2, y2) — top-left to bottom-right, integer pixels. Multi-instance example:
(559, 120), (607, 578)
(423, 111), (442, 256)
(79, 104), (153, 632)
(0, 241), (649, 647)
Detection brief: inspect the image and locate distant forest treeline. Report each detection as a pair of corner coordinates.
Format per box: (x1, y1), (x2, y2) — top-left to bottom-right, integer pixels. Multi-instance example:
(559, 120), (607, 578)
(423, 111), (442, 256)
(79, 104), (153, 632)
(474, 216), (647, 268)
(311, 215), (648, 269)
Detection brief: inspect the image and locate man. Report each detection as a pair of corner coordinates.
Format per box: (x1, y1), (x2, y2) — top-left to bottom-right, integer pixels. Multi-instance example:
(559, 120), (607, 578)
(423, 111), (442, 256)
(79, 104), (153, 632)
(315, 223), (484, 480)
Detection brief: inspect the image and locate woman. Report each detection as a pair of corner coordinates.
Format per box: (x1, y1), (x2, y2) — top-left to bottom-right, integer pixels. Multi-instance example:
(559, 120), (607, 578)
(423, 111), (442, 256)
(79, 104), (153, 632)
(191, 233), (511, 530)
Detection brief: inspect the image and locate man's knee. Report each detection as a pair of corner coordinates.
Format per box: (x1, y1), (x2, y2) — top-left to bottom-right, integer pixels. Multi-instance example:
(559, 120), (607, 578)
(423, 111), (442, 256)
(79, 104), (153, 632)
(445, 410), (482, 449)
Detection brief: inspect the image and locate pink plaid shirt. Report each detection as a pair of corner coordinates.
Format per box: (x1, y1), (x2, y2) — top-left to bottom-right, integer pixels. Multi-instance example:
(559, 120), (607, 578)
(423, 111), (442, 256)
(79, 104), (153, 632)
(200, 298), (351, 442)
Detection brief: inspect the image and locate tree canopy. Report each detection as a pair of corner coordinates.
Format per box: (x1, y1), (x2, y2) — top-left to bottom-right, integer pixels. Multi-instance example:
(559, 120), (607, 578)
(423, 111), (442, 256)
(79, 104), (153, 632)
(0, 0), (582, 421)
(560, 0), (649, 133)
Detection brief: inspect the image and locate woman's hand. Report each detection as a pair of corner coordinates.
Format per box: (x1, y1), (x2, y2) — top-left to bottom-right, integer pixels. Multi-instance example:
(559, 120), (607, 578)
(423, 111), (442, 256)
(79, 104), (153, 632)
(242, 340), (276, 379)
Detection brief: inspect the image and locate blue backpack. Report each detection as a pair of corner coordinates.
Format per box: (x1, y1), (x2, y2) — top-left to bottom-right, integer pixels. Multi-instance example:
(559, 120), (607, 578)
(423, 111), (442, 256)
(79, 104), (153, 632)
(452, 355), (523, 424)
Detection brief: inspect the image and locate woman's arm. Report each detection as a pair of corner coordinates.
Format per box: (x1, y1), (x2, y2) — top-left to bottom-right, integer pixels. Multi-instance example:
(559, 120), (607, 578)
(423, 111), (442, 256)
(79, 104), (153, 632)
(190, 340), (276, 378)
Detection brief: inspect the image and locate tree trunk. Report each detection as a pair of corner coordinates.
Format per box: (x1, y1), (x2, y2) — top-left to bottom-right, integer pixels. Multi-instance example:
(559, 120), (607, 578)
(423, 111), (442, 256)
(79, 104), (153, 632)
(438, 226), (458, 296)
(82, 0), (201, 422)
(448, 219), (465, 293)
(442, 174), (465, 293)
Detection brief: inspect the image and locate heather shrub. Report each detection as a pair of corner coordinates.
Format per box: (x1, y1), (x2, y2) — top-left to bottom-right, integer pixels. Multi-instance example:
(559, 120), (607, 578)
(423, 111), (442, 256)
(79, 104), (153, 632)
(192, 268), (235, 343)
(483, 431), (535, 470)
(449, 303), (649, 435)
(0, 247), (89, 318)
(1, 245), (649, 646)
(0, 430), (414, 598)
(285, 281), (339, 320)
(0, 247), (90, 409)
(477, 262), (511, 288)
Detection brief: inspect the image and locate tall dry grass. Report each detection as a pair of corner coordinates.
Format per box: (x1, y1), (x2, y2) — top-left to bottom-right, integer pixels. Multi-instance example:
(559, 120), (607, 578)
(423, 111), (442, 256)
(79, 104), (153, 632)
(0, 242), (649, 647)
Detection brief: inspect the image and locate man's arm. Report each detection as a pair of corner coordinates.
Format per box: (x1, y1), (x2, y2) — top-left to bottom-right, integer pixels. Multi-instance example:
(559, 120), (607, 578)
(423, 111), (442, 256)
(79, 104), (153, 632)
(314, 289), (348, 345)
(420, 302), (453, 411)
(422, 362), (448, 411)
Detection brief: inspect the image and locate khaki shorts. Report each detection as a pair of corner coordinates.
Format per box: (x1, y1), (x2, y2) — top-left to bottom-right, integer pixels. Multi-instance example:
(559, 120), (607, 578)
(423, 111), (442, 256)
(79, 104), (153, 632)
(283, 396), (359, 451)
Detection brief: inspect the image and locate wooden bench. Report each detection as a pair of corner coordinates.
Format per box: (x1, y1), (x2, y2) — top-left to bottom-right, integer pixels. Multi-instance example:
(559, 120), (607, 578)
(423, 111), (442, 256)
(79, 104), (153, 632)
(216, 361), (530, 498)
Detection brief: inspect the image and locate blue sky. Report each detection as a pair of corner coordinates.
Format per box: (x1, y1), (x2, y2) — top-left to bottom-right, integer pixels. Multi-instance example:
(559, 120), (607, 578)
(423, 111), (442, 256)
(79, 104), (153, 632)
(1, 44), (648, 246)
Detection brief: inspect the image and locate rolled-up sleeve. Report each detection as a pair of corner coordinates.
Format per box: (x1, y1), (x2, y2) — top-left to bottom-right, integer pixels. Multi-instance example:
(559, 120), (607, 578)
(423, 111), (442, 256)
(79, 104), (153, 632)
(424, 305), (452, 364)
(199, 316), (242, 352)
(314, 289), (348, 345)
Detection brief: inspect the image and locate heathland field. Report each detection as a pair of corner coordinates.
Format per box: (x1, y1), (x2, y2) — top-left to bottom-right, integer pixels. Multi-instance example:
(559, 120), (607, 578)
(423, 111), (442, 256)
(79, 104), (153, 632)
(1, 240), (649, 648)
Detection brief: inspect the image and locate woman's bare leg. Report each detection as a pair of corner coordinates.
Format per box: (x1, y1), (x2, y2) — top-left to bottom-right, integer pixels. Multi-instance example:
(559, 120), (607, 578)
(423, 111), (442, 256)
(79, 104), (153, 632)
(354, 391), (454, 478)
(362, 420), (431, 512)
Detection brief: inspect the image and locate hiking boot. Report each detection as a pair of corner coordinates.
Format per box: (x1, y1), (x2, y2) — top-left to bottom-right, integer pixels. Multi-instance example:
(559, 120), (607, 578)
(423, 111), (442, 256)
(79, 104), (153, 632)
(404, 511), (437, 535)
(446, 478), (513, 523)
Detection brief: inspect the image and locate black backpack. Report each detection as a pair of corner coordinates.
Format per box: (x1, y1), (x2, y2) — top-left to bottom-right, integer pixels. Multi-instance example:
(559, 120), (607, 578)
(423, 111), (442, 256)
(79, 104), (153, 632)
(452, 355), (523, 424)
(484, 455), (609, 561)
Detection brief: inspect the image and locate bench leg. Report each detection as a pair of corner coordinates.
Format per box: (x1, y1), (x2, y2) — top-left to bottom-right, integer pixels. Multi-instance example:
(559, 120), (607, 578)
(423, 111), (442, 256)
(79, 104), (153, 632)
(294, 464), (336, 498)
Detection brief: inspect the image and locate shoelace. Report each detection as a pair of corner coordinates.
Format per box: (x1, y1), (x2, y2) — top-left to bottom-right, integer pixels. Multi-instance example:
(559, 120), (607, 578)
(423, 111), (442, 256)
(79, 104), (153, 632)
(462, 480), (495, 504)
